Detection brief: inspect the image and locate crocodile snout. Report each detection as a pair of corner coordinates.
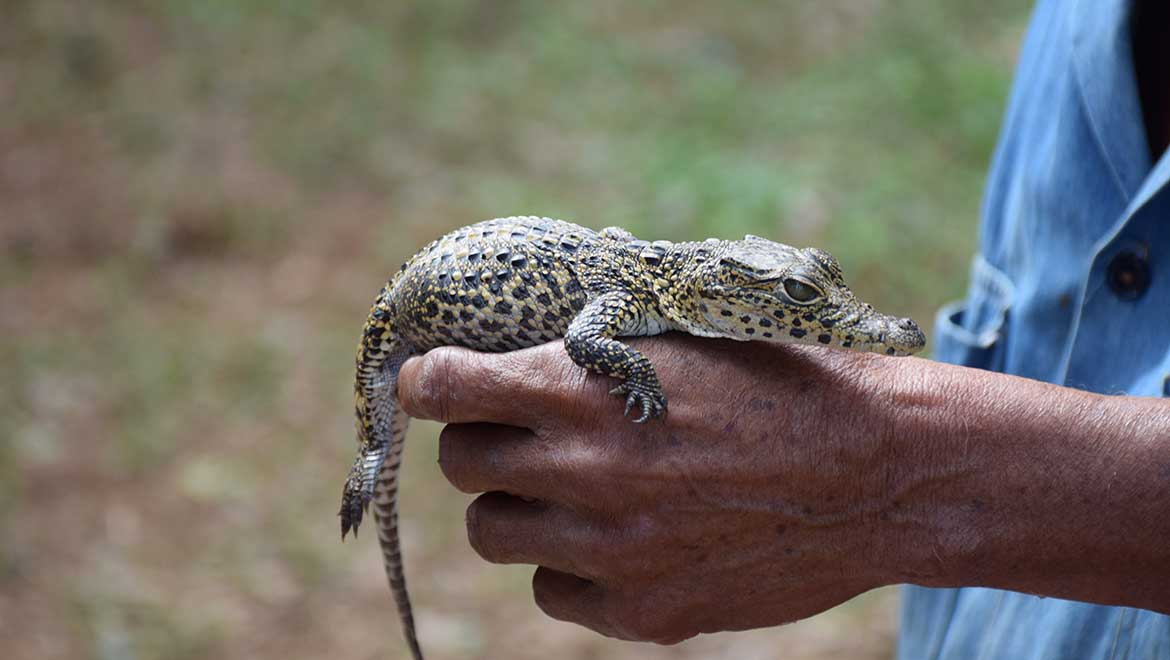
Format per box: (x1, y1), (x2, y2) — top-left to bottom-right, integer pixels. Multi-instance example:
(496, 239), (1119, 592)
(882, 315), (926, 356)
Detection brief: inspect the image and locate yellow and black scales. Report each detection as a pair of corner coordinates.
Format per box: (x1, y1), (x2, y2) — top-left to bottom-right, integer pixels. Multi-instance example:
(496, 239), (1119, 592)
(342, 216), (926, 660)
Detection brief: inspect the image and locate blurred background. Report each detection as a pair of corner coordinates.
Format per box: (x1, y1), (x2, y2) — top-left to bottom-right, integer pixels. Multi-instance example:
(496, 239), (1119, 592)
(1, 1), (1032, 658)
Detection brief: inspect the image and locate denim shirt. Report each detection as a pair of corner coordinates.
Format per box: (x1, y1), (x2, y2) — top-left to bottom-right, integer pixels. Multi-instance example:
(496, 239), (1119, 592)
(897, 0), (1170, 658)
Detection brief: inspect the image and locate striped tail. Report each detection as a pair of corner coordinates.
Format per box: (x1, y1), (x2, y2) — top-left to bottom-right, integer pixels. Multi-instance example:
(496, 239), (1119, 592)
(372, 416), (423, 660)
(342, 283), (424, 659)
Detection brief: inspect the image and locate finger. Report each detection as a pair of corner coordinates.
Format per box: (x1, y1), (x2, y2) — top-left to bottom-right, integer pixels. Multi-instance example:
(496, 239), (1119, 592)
(439, 423), (587, 502)
(466, 492), (604, 577)
(397, 344), (592, 426)
(532, 567), (621, 637)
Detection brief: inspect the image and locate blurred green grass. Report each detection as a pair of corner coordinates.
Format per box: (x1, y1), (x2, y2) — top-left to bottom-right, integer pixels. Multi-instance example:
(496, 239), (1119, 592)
(1, 1), (1030, 658)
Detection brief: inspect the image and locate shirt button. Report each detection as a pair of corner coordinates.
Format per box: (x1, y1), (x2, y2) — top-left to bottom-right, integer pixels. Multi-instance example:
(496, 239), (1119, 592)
(1106, 250), (1150, 300)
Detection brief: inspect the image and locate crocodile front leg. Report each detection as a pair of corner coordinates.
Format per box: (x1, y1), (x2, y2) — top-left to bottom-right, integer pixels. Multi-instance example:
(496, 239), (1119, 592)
(564, 291), (667, 423)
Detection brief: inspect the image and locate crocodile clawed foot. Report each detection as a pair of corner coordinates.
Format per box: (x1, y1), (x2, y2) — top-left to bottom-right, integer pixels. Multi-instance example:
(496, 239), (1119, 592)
(609, 382), (668, 423)
(339, 488), (368, 541)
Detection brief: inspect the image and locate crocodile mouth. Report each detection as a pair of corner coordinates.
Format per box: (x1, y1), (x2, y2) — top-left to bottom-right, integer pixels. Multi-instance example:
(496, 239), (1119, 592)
(698, 288), (926, 356)
(815, 313), (925, 356)
(862, 315), (926, 356)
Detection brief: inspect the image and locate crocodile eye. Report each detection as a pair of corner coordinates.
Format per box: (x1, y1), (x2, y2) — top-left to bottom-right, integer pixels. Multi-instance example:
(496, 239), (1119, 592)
(783, 278), (821, 303)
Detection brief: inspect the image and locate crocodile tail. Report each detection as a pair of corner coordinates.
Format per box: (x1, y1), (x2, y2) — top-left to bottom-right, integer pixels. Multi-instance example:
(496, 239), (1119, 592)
(374, 431), (423, 660)
(343, 281), (424, 659)
(362, 359), (421, 659)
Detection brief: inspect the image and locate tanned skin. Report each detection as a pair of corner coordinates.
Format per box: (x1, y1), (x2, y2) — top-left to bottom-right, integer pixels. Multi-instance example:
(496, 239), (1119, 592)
(396, 336), (1170, 644)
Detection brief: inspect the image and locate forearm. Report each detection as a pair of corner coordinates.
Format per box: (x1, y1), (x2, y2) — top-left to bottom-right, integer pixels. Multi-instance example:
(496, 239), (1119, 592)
(882, 359), (1170, 611)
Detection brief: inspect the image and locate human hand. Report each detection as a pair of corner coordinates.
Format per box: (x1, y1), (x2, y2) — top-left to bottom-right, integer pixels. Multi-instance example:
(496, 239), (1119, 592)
(396, 334), (914, 643)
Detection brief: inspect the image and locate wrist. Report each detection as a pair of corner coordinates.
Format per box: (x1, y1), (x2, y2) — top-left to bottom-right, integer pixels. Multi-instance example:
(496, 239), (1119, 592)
(872, 362), (1170, 609)
(850, 355), (970, 587)
(869, 359), (1036, 589)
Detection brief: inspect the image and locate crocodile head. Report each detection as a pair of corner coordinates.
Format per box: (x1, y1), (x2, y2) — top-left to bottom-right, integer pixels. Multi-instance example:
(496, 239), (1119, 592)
(686, 235), (925, 356)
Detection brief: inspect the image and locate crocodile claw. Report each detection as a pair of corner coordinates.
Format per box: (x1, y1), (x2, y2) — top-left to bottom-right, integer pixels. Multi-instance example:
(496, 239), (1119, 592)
(339, 486), (369, 541)
(609, 382), (667, 423)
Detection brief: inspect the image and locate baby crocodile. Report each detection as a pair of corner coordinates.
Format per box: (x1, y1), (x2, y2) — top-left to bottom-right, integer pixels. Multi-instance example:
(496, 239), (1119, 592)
(341, 216), (925, 660)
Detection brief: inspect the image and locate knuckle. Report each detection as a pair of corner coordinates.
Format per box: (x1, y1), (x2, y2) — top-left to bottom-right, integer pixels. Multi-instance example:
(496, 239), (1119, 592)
(608, 598), (656, 641)
(623, 513), (670, 557)
(531, 570), (560, 617)
(568, 448), (626, 506)
(544, 517), (622, 583)
(564, 535), (606, 579)
(609, 598), (678, 644)
(464, 497), (496, 562)
(531, 567), (592, 626)
(436, 425), (474, 493)
(408, 348), (459, 421)
(440, 424), (536, 495)
(431, 349), (456, 422)
(539, 443), (604, 509)
(510, 343), (595, 418)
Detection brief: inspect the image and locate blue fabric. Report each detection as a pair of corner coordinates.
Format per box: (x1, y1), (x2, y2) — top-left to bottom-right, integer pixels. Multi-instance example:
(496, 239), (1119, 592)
(897, 0), (1170, 658)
